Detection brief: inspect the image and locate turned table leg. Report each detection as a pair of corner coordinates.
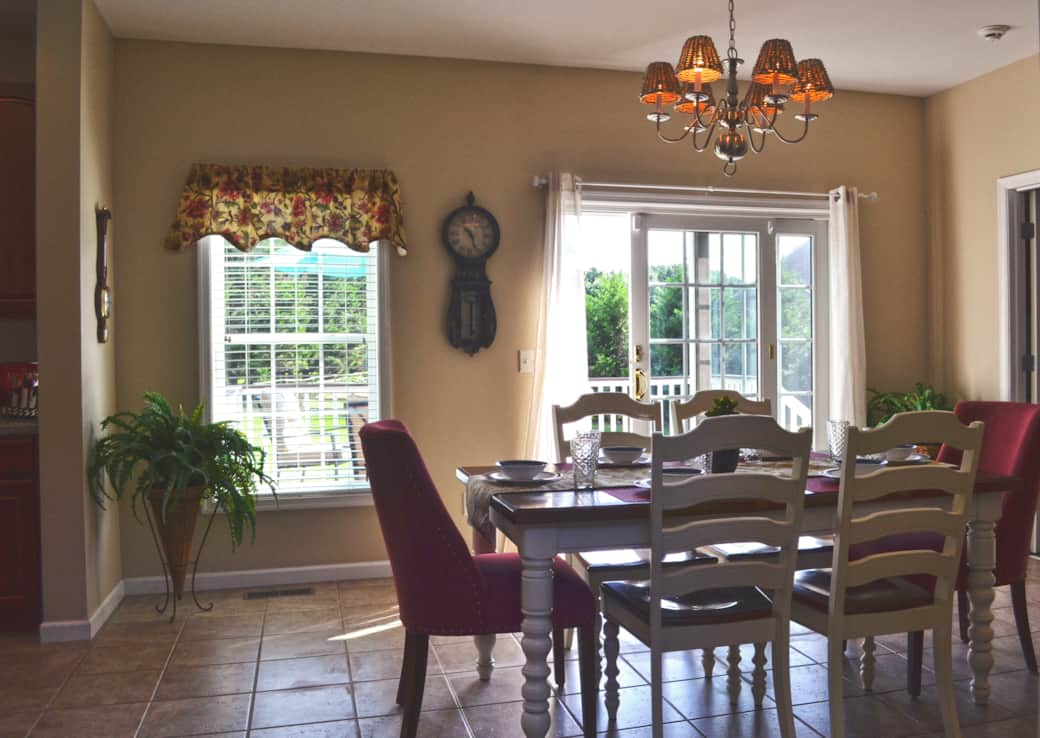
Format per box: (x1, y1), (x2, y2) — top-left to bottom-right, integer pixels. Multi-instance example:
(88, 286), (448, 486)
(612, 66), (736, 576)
(966, 515), (998, 705)
(519, 533), (557, 738)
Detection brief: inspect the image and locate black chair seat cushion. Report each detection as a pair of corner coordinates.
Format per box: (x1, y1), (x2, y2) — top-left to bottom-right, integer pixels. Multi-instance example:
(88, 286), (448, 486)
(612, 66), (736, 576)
(792, 568), (933, 615)
(601, 581), (773, 627)
(578, 548), (715, 572)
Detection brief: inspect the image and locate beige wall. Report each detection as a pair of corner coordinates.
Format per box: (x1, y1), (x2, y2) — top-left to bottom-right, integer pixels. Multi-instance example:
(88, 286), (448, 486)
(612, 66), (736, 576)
(113, 40), (929, 577)
(79, 0), (120, 615)
(925, 55), (1040, 400)
(35, 0), (119, 623)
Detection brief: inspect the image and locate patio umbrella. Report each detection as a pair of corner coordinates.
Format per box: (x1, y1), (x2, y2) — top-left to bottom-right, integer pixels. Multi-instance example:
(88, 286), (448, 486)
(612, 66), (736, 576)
(258, 243), (368, 279)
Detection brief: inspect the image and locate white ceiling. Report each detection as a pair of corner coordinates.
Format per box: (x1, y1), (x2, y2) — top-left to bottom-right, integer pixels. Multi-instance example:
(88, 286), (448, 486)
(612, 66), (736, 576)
(94, 0), (1039, 96)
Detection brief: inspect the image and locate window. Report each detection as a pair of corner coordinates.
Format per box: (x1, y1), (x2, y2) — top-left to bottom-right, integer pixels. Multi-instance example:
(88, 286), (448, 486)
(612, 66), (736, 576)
(578, 208), (828, 442)
(198, 236), (387, 505)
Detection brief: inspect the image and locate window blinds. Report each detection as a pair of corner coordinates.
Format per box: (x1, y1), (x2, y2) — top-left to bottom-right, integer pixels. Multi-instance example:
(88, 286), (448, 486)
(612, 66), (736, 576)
(200, 236), (382, 496)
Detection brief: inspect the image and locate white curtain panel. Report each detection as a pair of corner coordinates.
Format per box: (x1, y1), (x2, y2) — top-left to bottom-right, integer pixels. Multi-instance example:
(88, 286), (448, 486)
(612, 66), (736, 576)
(828, 185), (867, 426)
(523, 173), (587, 461)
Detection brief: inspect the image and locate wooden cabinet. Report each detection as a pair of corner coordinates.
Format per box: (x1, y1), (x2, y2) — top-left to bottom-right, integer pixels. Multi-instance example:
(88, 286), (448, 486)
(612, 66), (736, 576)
(0, 436), (40, 631)
(0, 97), (35, 319)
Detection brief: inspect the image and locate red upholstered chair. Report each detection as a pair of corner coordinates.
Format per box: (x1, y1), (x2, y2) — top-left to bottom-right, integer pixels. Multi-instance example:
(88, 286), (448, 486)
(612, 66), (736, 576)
(897, 401), (1040, 690)
(359, 420), (598, 738)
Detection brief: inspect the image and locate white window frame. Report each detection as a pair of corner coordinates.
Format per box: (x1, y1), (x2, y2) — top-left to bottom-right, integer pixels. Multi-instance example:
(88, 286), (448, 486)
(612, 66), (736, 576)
(580, 190), (831, 447)
(197, 236), (392, 511)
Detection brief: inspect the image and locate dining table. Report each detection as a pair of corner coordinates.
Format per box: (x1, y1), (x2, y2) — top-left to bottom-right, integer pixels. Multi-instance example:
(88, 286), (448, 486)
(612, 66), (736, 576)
(456, 458), (1019, 738)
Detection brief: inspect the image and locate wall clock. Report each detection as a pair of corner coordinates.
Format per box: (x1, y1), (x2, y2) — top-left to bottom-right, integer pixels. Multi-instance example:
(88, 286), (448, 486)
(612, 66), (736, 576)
(442, 191), (499, 355)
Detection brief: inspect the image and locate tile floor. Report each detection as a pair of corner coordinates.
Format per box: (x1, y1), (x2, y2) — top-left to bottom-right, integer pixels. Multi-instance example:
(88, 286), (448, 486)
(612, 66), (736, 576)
(1, 562), (1038, 737)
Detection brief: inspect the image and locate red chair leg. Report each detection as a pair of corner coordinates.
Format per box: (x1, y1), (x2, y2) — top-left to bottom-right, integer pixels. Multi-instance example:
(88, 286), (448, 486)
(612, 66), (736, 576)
(553, 628), (566, 690)
(1011, 580), (1039, 674)
(906, 631), (924, 697)
(957, 589), (970, 643)
(577, 625), (598, 738)
(400, 631), (429, 738)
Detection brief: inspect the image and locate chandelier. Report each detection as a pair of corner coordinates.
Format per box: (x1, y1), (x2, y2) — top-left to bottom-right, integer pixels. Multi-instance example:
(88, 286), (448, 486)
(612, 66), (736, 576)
(639, 0), (834, 176)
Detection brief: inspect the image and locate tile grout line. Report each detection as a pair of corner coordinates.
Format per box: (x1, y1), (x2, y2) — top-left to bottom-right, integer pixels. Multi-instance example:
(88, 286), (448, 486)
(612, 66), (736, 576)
(24, 640), (93, 736)
(132, 613), (188, 738)
(429, 637), (477, 738)
(243, 599), (269, 737)
(335, 588), (362, 738)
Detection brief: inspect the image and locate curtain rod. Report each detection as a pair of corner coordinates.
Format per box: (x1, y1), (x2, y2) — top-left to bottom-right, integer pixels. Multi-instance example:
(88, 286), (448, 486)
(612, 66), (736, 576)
(529, 176), (879, 202)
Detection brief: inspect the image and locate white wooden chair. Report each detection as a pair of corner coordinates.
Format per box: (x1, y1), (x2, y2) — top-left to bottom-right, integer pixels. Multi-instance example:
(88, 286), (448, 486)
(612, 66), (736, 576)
(552, 392), (665, 660)
(670, 388), (772, 433)
(552, 391), (662, 464)
(788, 411), (983, 738)
(602, 414), (812, 738)
(683, 390), (832, 567)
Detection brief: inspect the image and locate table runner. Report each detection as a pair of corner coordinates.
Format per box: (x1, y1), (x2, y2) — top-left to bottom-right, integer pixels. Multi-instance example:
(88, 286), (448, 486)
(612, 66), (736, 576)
(465, 457), (835, 542)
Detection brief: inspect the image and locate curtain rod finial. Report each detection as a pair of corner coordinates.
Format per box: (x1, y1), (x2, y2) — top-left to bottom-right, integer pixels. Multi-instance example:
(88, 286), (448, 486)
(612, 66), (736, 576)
(531, 175), (548, 188)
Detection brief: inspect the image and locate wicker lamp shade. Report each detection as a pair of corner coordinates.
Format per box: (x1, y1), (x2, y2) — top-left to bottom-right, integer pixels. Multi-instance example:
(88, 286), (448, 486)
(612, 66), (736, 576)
(790, 59), (834, 104)
(676, 83), (717, 116)
(751, 38), (799, 86)
(640, 62), (681, 105)
(742, 82), (780, 122)
(675, 36), (723, 84)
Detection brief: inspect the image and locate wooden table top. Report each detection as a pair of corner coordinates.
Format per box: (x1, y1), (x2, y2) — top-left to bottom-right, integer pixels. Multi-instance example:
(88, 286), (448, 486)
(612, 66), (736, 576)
(457, 465), (1020, 527)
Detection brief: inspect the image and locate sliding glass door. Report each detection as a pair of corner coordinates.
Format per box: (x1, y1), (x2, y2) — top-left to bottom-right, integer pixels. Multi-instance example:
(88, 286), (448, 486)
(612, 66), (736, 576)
(580, 211), (827, 441)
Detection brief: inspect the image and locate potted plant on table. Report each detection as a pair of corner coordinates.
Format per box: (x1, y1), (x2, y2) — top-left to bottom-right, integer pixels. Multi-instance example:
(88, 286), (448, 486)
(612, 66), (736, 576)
(88, 392), (275, 605)
(868, 382), (953, 458)
(705, 396), (741, 473)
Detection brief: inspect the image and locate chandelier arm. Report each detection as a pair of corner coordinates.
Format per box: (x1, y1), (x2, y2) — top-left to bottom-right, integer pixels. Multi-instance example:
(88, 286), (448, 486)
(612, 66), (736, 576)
(656, 122), (695, 144)
(691, 120), (718, 152)
(772, 116), (811, 145)
(746, 122), (766, 154)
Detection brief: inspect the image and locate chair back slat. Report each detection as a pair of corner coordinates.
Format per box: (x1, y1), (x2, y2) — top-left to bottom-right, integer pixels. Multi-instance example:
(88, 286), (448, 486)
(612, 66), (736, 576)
(829, 411), (983, 614)
(845, 551), (951, 589)
(671, 389), (772, 433)
(840, 465), (973, 503)
(847, 509), (965, 546)
(660, 561), (788, 597)
(552, 392), (662, 464)
(648, 414), (811, 641)
(661, 517), (791, 553)
(657, 473), (802, 510)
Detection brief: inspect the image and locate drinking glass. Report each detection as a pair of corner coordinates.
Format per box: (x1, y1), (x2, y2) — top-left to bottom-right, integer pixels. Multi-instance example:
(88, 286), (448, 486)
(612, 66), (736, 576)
(570, 431), (601, 489)
(827, 419), (851, 462)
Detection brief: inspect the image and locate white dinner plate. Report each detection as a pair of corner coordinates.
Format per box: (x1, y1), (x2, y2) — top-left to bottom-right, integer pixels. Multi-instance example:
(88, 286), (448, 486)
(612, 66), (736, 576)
(487, 471), (561, 485)
(634, 468), (704, 488)
(822, 463), (884, 479)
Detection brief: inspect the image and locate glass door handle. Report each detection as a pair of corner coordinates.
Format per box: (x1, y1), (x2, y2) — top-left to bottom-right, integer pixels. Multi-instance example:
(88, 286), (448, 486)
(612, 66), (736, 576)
(634, 368), (649, 400)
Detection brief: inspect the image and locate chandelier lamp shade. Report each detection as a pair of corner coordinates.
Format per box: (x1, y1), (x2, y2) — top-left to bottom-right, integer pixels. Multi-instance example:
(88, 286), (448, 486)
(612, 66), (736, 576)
(639, 0), (834, 175)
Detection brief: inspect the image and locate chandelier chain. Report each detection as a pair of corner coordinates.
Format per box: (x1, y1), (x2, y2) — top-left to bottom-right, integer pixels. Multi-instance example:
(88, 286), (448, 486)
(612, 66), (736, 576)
(727, 0), (737, 59)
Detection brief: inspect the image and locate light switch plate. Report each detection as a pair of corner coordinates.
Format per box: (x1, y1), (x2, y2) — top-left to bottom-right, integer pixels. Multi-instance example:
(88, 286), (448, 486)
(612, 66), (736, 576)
(518, 350), (535, 374)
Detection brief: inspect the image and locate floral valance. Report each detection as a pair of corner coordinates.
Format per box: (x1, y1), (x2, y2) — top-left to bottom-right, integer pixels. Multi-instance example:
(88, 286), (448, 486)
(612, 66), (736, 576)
(164, 163), (408, 255)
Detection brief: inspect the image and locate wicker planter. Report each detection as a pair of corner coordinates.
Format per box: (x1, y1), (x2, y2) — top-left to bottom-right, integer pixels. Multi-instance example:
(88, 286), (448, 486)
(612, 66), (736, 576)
(148, 486), (204, 600)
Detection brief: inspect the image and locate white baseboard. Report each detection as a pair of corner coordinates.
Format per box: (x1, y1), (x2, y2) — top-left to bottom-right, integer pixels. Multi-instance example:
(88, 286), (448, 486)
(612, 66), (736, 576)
(123, 560), (392, 596)
(39, 579), (126, 643)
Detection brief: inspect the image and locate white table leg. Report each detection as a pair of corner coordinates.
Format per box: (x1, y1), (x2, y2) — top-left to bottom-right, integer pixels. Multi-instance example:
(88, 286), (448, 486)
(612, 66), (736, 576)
(520, 533), (556, 738)
(966, 515), (997, 705)
(475, 634), (496, 681)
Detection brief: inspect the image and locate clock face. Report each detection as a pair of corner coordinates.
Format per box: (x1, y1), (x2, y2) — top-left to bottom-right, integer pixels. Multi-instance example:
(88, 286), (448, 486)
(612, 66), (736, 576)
(444, 207), (499, 260)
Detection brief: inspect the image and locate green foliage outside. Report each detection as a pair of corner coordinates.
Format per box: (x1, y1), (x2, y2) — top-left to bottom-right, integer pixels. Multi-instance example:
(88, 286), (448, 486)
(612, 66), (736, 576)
(584, 247), (813, 392)
(224, 241), (370, 389)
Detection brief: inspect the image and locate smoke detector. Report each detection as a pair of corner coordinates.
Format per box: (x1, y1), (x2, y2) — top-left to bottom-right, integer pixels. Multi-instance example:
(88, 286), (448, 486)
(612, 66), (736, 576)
(978, 24), (1011, 42)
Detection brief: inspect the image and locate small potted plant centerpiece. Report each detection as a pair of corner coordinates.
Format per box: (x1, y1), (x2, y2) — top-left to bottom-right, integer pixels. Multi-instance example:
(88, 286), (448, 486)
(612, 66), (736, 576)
(88, 392), (275, 608)
(868, 382), (952, 458)
(705, 395), (741, 473)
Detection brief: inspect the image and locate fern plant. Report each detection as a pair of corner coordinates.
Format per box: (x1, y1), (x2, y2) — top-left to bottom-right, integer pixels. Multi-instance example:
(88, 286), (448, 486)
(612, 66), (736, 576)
(88, 392), (275, 548)
(867, 382), (952, 427)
